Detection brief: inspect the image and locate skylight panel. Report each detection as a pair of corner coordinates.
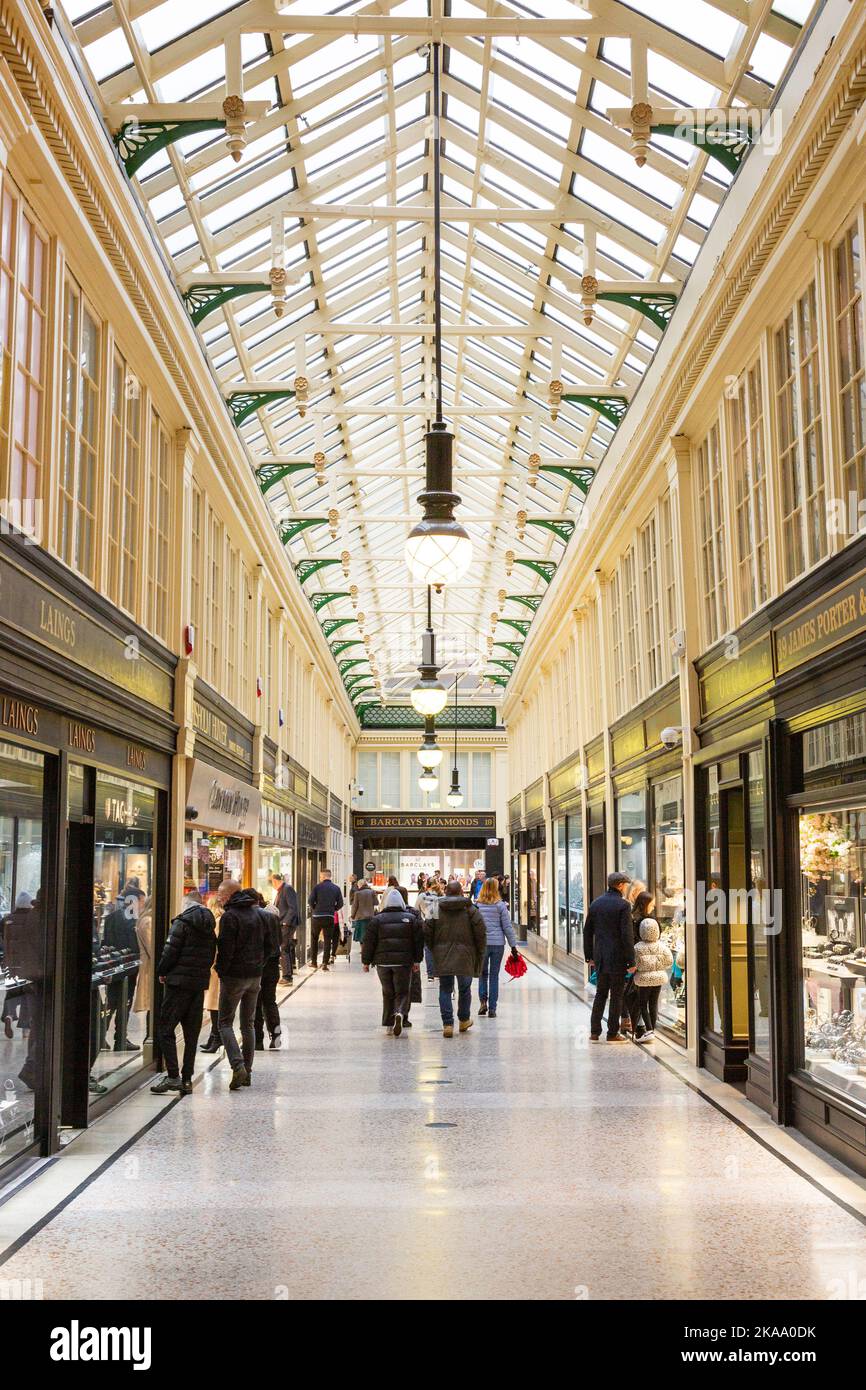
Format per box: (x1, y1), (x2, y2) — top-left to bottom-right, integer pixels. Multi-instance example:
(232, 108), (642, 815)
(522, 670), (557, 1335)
(81, 29), (134, 83)
(617, 0), (738, 58)
(749, 33), (793, 85)
(580, 130), (681, 207)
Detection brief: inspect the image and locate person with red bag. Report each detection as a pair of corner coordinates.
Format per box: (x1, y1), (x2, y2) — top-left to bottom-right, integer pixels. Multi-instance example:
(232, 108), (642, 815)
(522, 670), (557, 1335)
(476, 877), (520, 1018)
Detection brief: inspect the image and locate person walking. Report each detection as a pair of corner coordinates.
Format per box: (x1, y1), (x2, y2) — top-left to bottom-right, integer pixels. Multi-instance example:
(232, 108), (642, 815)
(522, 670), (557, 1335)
(424, 882), (486, 1038)
(381, 874), (409, 908)
(308, 869), (343, 971)
(361, 888), (424, 1036)
(271, 873), (299, 984)
(469, 868), (486, 902)
(254, 892), (282, 1051)
(351, 878), (376, 954)
(416, 878), (442, 980)
(476, 877), (519, 1018)
(150, 891), (216, 1096)
(583, 871), (635, 1043)
(630, 910), (672, 1042)
(216, 884), (273, 1090)
(200, 878), (234, 1054)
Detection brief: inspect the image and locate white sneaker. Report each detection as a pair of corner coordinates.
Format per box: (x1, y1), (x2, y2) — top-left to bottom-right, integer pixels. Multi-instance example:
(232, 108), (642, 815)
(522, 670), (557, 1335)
(637, 1030), (655, 1042)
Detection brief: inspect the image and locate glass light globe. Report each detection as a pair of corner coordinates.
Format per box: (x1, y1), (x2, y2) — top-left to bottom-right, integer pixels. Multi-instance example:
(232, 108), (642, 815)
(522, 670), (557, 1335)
(447, 786), (463, 807)
(417, 742), (443, 768)
(418, 768), (438, 792)
(410, 676), (448, 717)
(405, 522), (473, 587)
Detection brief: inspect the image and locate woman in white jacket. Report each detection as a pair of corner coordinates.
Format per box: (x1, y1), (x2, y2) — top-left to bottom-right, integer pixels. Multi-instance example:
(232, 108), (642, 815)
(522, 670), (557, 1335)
(630, 917), (672, 1042)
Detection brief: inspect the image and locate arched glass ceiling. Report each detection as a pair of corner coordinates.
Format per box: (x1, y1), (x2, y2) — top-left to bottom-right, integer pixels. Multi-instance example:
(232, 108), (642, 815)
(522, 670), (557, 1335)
(56, 0), (815, 705)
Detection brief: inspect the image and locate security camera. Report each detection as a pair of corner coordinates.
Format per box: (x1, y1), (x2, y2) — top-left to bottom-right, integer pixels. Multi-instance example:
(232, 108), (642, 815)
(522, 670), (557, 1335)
(357, 787), (364, 798)
(659, 726), (683, 751)
(185, 806), (199, 820)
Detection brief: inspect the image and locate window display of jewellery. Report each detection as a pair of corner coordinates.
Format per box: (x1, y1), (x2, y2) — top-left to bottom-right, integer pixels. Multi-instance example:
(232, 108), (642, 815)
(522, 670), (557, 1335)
(804, 1009), (866, 1075)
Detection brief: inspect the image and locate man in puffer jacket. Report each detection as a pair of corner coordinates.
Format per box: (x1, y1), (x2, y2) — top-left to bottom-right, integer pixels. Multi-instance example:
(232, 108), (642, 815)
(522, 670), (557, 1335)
(424, 882), (486, 1037)
(216, 886), (277, 1090)
(362, 888), (424, 1035)
(630, 917), (673, 1042)
(151, 891), (216, 1096)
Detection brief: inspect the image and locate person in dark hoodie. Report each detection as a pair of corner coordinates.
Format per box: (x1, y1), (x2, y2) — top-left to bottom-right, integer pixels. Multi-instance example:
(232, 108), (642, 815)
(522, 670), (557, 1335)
(424, 882), (486, 1038)
(150, 890), (216, 1096)
(361, 887), (424, 1036)
(216, 884), (276, 1090)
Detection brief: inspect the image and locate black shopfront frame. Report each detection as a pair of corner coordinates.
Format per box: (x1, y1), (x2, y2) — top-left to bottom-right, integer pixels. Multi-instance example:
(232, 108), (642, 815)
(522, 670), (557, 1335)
(0, 536), (175, 1184)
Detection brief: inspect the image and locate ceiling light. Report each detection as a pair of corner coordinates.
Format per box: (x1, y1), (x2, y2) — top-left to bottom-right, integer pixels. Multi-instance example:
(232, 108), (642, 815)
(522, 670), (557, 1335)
(405, 426), (472, 588)
(417, 717), (443, 767)
(409, 586), (448, 716)
(447, 769), (463, 808)
(418, 768), (438, 792)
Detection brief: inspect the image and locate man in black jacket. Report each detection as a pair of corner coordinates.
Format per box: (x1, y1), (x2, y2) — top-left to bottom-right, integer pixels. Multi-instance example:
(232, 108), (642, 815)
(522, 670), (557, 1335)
(361, 888), (424, 1035)
(308, 869), (343, 971)
(216, 886), (277, 1090)
(271, 873), (299, 982)
(583, 871), (635, 1043)
(151, 891), (216, 1095)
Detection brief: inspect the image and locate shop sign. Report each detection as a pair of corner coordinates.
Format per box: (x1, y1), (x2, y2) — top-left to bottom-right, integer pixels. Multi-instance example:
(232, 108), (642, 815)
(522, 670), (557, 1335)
(352, 812), (497, 834)
(584, 738), (605, 783)
(700, 636), (773, 717)
(365, 861), (376, 872)
(0, 554), (173, 711)
(773, 570), (866, 674)
(611, 721), (645, 767)
(192, 696), (253, 768)
(187, 759), (261, 835)
(297, 815), (327, 850)
(0, 689), (170, 785)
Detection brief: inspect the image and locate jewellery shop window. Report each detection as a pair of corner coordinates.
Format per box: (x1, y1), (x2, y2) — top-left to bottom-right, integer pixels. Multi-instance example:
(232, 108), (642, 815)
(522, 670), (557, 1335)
(184, 828), (246, 901)
(90, 774), (156, 1104)
(798, 713), (866, 1104)
(0, 742), (48, 1164)
(652, 775), (686, 1042)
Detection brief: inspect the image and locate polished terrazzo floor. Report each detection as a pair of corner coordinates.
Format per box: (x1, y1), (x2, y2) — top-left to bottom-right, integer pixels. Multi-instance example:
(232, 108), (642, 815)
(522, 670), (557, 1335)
(3, 960), (866, 1300)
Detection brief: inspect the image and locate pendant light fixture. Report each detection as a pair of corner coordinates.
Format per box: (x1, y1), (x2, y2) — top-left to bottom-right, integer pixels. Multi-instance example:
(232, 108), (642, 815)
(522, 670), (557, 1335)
(417, 715), (443, 768)
(446, 674), (463, 808)
(404, 42), (472, 589)
(419, 767), (439, 794)
(409, 585), (448, 717)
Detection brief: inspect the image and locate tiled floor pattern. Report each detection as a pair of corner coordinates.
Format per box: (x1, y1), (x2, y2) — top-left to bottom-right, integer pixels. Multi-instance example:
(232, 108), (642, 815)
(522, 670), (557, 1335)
(2, 961), (866, 1300)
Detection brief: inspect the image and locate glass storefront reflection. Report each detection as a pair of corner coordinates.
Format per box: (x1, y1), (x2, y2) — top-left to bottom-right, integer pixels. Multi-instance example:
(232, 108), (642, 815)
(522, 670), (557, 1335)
(0, 741), (46, 1161)
(653, 775), (686, 1041)
(89, 773), (155, 1103)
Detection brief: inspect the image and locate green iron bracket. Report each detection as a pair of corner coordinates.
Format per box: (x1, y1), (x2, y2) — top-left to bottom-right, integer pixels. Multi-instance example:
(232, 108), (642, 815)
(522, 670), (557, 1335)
(538, 464), (595, 496)
(494, 641), (524, 659)
(561, 394), (629, 428)
(351, 685), (377, 703)
(652, 120), (757, 176)
(507, 594), (542, 611)
(344, 673), (372, 693)
(330, 640), (365, 659)
(338, 658), (368, 678)
(113, 118), (226, 179)
(280, 517), (329, 546)
(488, 659), (516, 674)
(257, 462), (313, 495)
(526, 518), (576, 544)
(294, 557), (342, 585)
(485, 673), (511, 688)
(310, 591), (351, 613)
(183, 282), (271, 327)
(514, 559), (556, 584)
(320, 617), (355, 639)
(597, 290), (678, 332)
(227, 388), (296, 428)
(499, 618), (531, 637)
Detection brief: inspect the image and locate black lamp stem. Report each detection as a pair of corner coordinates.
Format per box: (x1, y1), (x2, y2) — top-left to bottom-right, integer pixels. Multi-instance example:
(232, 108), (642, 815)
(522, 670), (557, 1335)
(433, 41), (443, 426)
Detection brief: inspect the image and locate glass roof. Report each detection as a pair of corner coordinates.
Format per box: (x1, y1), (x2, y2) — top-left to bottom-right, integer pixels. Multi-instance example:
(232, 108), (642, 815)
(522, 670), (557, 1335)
(58, 0), (815, 705)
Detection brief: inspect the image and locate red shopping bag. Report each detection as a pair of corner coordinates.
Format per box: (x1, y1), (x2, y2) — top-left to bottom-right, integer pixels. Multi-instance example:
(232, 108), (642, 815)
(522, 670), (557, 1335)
(504, 950), (528, 980)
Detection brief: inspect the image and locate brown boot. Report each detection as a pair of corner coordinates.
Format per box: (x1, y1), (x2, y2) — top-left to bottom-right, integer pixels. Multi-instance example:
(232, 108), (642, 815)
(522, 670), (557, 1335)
(459, 1018), (474, 1033)
(442, 1024), (454, 1038)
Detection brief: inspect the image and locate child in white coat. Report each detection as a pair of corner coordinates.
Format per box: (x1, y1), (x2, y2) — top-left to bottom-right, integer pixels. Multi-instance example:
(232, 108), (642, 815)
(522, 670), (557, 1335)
(630, 917), (673, 1042)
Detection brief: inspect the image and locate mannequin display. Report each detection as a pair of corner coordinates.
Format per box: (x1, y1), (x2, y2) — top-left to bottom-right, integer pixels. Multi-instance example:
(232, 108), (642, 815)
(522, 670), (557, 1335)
(131, 896), (153, 1040)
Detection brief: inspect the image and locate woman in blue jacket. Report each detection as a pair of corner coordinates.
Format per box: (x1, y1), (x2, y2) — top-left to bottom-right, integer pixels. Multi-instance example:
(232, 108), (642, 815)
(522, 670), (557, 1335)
(476, 877), (519, 1018)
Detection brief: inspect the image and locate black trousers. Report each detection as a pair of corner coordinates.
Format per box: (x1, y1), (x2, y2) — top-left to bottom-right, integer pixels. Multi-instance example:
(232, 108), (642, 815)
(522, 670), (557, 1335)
(280, 925), (297, 980)
(310, 917), (339, 966)
(629, 983), (661, 1036)
(158, 986), (204, 1081)
(590, 970), (626, 1040)
(255, 957), (281, 1046)
(377, 965), (412, 1025)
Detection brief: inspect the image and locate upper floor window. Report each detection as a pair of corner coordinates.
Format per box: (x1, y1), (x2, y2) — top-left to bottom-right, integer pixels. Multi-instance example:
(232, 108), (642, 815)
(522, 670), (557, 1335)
(774, 282), (827, 583)
(621, 546), (641, 709)
(608, 571), (626, 720)
(147, 414), (171, 643)
(834, 224), (866, 506)
(695, 422), (728, 646)
(639, 517), (662, 692)
(59, 277), (100, 580)
(659, 490), (680, 679)
(0, 183), (48, 535)
(728, 360), (769, 619)
(107, 351), (142, 615)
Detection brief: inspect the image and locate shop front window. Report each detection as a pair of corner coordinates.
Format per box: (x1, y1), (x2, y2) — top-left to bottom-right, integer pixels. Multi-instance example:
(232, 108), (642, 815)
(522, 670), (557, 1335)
(800, 804), (866, 1103)
(749, 752), (770, 1059)
(705, 765), (724, 1034)
(653, 775), (686, 1040)
(616, 790), (647, 884)
(184, 828), (246, 902)
(90, 774), (155, 1104)
(567, 813), (584, 957)
(537, 848), (548, 940)
(555, 820), (567, 948)
(0, 742), (46, 1163)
